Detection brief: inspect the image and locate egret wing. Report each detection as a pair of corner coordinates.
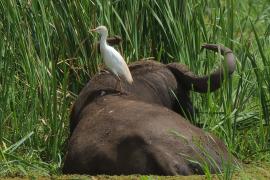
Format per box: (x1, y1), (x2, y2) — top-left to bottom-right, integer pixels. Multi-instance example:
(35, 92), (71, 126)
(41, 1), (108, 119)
(106, 46), (128, 73)
(106, 46), (133, 83)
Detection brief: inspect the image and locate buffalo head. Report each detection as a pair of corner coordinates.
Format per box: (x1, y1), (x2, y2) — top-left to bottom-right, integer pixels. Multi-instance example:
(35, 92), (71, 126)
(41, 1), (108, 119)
(69, 44), (235, 134)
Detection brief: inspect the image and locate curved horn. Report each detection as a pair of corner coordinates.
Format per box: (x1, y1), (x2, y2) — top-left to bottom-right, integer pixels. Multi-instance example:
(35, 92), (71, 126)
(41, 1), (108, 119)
(99, 35), (122, 47)
(96, 35), (122, 53)
(107, 35), (122, 45)
(167, 44), (235, 93)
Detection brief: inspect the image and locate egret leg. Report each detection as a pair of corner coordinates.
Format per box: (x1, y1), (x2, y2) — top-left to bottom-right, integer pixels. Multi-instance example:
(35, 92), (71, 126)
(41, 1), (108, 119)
(111, 73), (120, 89)
(113, 75), (120, 90)
(114, 75), (126, 95)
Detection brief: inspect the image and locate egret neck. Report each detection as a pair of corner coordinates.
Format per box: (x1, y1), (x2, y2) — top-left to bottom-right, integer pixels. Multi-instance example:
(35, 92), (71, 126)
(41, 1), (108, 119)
(99, 29), (108, 51)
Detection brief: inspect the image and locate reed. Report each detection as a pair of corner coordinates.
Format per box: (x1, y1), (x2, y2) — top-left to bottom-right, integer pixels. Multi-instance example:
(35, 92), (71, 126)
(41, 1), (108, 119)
(0, 0), (269, 176)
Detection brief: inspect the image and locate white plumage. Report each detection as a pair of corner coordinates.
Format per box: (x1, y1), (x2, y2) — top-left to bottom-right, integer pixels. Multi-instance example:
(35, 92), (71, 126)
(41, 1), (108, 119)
(90, 26), (133, 84)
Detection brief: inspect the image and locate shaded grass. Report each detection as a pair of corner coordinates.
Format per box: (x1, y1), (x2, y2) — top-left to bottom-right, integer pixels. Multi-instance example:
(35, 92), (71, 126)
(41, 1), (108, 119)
(0, 0), (270, 177)
(1, 163), (270, 180)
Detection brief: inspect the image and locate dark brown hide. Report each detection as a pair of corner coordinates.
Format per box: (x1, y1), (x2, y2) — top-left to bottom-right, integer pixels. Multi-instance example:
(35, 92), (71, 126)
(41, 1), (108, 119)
(63, 95), (237, 175)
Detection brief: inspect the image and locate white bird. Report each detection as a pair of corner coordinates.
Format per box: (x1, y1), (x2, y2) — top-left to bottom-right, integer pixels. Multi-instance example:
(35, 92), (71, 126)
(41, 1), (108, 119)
(90, 26), (133, 91)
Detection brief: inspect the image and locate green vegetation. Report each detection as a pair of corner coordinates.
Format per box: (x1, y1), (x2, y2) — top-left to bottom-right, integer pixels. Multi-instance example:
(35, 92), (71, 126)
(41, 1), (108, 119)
(0, 0), (270, 178)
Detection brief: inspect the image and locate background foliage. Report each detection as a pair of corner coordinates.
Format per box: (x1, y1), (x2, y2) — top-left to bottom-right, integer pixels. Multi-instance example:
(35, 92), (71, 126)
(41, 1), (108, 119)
(0, 0), (270, 176)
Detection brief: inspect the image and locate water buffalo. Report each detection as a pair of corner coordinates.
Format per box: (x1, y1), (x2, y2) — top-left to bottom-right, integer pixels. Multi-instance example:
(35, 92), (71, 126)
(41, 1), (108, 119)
(63, 94), (238, 175)
(63, 44), (238, 175)
(69, 44), (235, 134)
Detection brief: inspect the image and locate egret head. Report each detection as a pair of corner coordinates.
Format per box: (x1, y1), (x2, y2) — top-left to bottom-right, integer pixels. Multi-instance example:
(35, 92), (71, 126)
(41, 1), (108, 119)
(90, 25), (108, 35)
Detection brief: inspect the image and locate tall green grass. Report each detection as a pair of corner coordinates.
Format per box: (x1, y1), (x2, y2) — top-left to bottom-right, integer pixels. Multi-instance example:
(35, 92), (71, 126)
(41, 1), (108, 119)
(0, 0), (270, 176)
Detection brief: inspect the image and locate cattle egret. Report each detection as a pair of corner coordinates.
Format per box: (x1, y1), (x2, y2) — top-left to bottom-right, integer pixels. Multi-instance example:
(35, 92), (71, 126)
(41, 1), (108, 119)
(90, 26), (133, 91)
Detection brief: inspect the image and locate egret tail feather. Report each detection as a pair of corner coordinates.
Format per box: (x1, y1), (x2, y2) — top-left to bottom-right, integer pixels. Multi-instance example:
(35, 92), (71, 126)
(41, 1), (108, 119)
(126, 72), (133, 84)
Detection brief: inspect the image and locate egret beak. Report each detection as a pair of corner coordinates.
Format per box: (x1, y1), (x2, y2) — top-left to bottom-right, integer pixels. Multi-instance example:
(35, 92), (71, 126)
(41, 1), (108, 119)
(90, 28), (97, 32)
